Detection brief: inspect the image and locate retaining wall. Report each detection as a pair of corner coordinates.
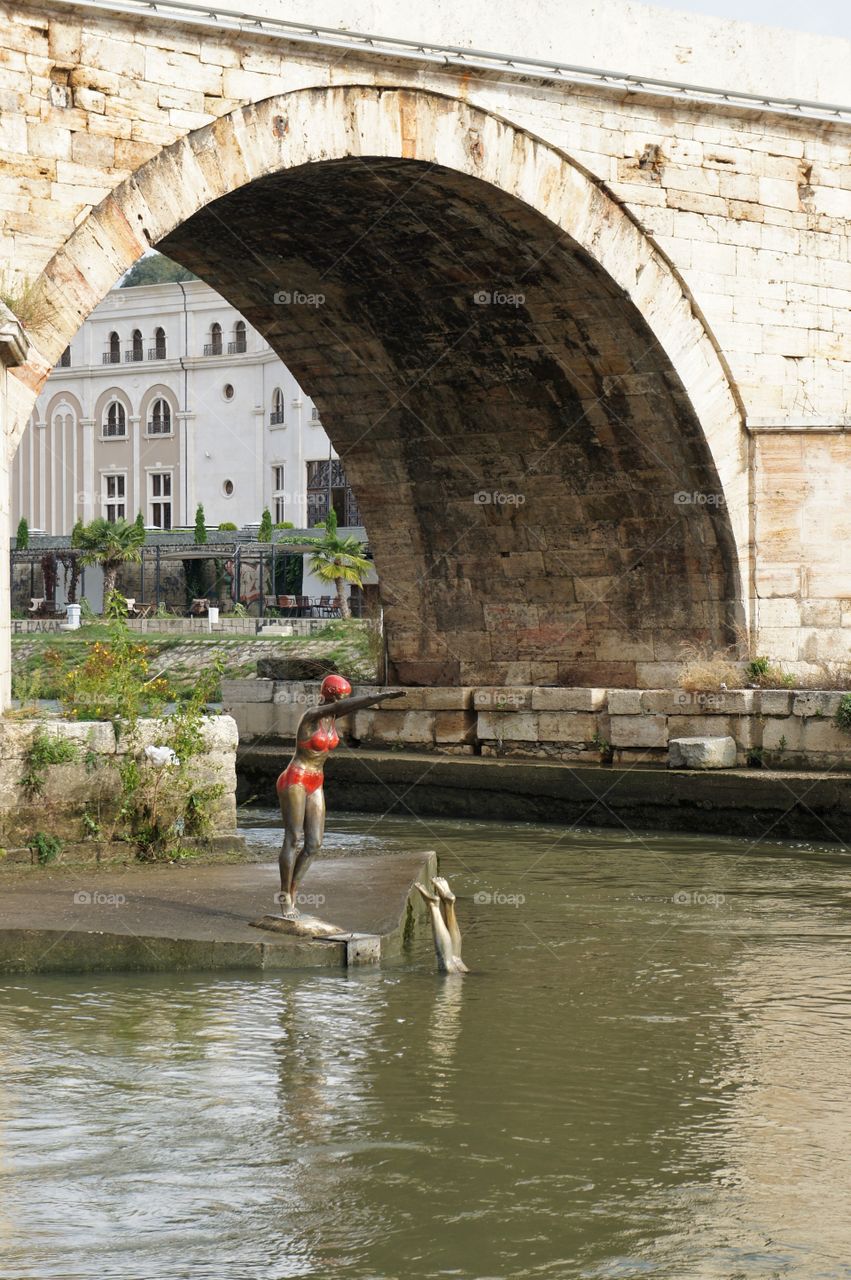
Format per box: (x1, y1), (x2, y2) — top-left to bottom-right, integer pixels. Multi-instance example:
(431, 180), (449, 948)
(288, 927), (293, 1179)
(0, 714), (239, 855)
(222, 682), (851, 772)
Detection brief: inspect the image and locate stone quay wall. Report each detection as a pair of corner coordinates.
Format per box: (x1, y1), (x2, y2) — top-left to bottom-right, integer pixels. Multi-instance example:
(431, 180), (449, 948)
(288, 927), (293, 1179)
(223, 682), (851, 772)
(0, 714), (238, 853)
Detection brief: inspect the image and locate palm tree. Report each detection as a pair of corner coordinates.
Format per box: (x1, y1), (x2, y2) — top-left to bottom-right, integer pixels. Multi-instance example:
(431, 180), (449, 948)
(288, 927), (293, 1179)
(289, 509), (370, 620)
(75, 517), (145, 602)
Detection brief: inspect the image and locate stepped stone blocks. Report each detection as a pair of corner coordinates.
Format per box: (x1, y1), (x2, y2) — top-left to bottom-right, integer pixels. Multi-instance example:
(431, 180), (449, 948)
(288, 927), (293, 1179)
(224, 682), (851, 771)
(0, 9), (850, 689)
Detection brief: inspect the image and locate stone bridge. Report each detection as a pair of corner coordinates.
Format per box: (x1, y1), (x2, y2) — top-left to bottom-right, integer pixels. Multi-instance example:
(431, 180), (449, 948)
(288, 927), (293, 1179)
(1, 0), (849, 698)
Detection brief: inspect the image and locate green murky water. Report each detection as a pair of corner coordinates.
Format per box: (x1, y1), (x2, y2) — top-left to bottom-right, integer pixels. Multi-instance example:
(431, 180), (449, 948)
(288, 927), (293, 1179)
(2, 810), (851, 1279)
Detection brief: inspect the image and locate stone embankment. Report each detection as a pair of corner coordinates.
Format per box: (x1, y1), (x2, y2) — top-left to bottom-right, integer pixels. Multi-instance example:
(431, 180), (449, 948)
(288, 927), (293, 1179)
(223, 681), (851, 772)
(0, 715), (239, 859)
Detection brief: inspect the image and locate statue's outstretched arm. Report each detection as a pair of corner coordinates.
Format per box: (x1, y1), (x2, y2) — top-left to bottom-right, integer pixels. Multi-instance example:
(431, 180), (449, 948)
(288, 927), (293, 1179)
(301, 690), (404, 724)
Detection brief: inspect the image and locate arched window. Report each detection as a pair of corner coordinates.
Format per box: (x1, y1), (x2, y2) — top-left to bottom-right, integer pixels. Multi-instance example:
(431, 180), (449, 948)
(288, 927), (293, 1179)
(103, 400), (126, 438)
(105, 331), (120, 365)
(130, 329), (143, 361)
(148, 398), (172, 435)
(206, 322), (222, 357)
(270, 387), (285, 426)
(230, 319), (247, 354)
(150, 326), (166, 360)
(58, 346), (71, 368)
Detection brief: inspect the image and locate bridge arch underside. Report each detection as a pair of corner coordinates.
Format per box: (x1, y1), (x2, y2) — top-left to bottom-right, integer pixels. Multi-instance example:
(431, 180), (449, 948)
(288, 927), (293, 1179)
(161, 158), (740, 687)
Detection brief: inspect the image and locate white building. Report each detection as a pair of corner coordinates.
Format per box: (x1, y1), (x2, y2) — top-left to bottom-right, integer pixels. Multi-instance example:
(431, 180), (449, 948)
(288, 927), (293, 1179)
(13, 279), (360, 535)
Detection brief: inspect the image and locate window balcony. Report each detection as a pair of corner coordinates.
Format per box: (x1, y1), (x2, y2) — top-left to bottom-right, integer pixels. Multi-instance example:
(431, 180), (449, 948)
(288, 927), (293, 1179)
(148, 416), (171, 435)
(203, 343), (222, 357)
(228, 340), (247, 354)
(102, 351), (120, 364)
(147, 346), (167, 360)
(125, 349), (144, 362)
(270, 410), (286, 425)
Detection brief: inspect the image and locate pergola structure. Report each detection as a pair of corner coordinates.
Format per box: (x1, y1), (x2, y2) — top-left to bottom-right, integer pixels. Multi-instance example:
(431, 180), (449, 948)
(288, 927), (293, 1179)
(11, 537), (370, 618)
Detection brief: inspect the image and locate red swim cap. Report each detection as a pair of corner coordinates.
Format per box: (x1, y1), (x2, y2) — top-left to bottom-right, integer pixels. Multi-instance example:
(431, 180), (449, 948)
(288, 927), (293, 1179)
(320, 674), (352, 700)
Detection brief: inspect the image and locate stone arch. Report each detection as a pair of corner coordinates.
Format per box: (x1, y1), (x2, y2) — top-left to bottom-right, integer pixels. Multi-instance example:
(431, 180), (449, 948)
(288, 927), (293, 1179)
(20, 86), (749, 685)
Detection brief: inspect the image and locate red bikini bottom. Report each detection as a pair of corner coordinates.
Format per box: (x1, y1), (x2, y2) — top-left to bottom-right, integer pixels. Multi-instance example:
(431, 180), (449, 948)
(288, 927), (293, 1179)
(277, 763), (324, 796)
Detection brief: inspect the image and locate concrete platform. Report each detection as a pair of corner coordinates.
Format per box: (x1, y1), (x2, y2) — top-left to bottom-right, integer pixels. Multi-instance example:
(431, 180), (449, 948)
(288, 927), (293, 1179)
(0, 851), (437, 976)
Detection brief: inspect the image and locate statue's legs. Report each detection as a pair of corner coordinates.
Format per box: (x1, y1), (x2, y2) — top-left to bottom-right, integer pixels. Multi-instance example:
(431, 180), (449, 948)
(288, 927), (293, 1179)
(292, 786), (325, 901)
(278, 783), (306, 916)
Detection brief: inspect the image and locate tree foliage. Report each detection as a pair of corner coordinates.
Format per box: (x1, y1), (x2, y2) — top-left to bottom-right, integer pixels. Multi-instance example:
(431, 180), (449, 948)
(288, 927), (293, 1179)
(74, 517), (145, 599)
(121, 252), (196, 288)
(194, 503), (207, 546)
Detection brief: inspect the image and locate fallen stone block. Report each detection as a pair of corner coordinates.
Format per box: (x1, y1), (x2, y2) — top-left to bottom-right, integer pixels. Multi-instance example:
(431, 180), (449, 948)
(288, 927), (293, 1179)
(668, 736), (737, 769)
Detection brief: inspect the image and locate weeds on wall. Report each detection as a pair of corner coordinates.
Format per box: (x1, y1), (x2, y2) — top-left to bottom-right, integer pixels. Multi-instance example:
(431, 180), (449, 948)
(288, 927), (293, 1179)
(20, 607), (226, 861)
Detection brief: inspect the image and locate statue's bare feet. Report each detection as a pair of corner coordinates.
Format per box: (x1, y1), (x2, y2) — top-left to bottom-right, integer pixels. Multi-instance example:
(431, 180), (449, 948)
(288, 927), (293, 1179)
(276, 891), (300, 919)
(414, 882), (439, 905)
(432, 876), (456, 904)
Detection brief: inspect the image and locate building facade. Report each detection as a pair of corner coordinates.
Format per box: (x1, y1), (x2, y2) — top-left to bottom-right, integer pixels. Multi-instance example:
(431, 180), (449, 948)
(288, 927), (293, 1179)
(13, 280), (360, 535)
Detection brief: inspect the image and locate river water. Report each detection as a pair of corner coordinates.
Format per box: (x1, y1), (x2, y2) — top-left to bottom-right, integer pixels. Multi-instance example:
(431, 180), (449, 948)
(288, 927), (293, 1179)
(2, 809), (851, 1280)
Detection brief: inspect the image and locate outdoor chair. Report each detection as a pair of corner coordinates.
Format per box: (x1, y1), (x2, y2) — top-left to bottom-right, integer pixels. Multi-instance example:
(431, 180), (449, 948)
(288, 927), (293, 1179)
(295, 595), (311, 617)
(123, 597), (136, 615)
(277, 595), (297, 616)
(316, 596), (334, 618)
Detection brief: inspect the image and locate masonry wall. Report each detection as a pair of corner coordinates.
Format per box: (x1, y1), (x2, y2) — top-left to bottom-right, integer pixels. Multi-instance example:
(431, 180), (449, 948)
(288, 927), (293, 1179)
(223, 681), (851, 773)
(0, 714), (238, 850)
(1, 4), (850, 683)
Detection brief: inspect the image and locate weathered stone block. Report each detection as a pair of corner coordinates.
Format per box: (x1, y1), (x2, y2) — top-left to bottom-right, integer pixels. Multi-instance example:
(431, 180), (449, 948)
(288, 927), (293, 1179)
(792, 692), (844, 718)
(433, 711), (476, 743)
(477, 711), (540, 742)
(530, 687), (606, 711)
(607, 689), (644, 715)
(536, 711), (599, 742)
(609, 714), (667, 748)
(757, 689), (793, 715)
(668, 736), (737, 768)
(398, 687), (473, 710)
(221, 678), (274, 703)
(473, 687), (533, 711)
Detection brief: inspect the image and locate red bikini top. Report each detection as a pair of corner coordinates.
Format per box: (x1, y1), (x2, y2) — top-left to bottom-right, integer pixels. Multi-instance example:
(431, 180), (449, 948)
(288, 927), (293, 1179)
(304, 721), (340, 753)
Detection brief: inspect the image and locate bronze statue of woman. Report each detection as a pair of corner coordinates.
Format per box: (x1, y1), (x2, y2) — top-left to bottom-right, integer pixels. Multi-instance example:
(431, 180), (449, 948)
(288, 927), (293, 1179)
(276, 675), (404, 917)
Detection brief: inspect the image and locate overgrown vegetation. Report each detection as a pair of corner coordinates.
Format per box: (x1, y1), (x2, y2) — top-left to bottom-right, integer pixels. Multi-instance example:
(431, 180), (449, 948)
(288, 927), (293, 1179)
(20, 728), (79, 796)
(836, 694), (851, 735)
(29, 832), (63, 865)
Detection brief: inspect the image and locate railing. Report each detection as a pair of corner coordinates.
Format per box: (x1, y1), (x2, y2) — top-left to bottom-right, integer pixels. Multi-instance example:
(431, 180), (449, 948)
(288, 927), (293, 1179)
(203, 343), (222, 356)
(102, 351), (120, 364)
(125, 348), (143, 362)
(148, 416), (171, 434)
(227, 340), (247, 354)
(147, 346), (167, 360)
(269, 410), (285, 425)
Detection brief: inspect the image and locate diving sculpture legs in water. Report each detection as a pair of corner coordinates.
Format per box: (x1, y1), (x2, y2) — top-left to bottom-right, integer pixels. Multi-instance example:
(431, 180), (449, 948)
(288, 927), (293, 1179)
(432, 876), (464, 962)
(415, 880), (468, 973)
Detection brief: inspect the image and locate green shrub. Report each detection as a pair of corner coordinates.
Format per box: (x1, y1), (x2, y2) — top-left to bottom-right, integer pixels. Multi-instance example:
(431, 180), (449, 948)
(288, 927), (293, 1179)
(21, 728), (79, 796)
(29, 832), (63, 865)
(836, 693), (851, 735)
